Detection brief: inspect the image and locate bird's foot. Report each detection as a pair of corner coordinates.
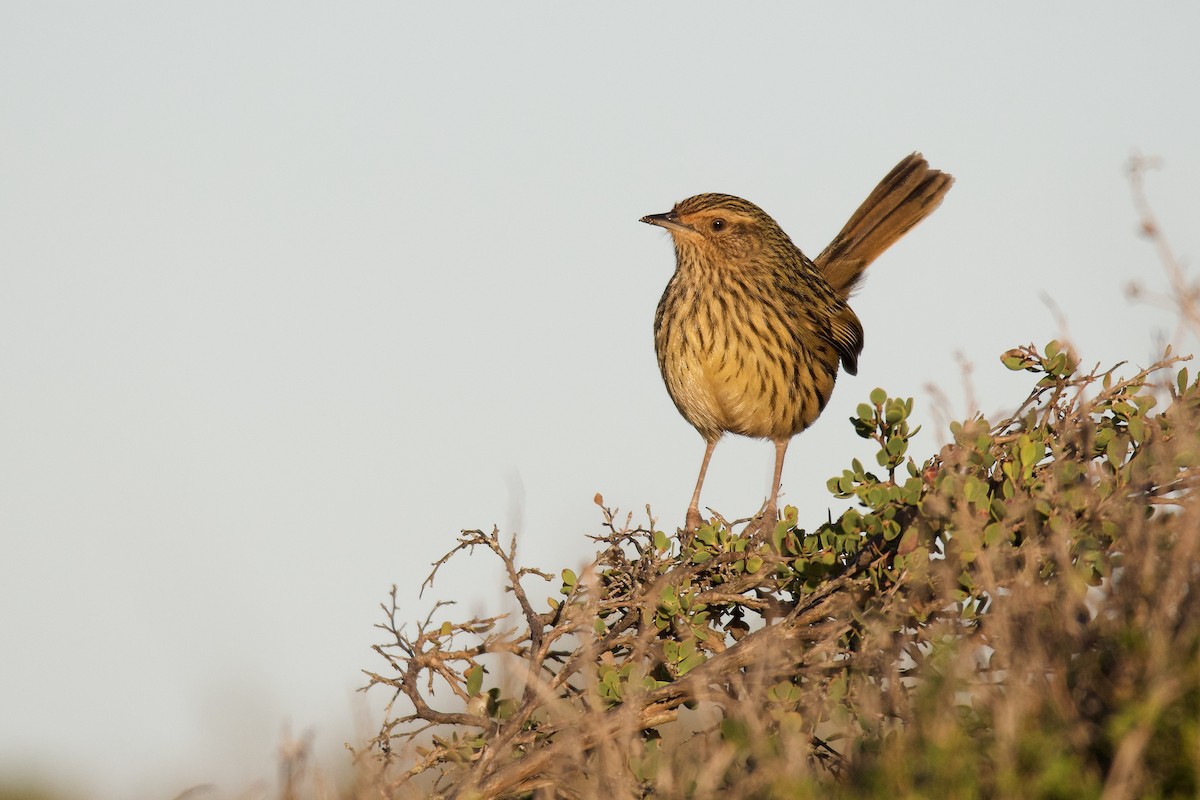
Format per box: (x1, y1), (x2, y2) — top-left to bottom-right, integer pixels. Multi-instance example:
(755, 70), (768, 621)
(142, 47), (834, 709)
(744, 505), (779, 539)
(685, 506), (703, 535)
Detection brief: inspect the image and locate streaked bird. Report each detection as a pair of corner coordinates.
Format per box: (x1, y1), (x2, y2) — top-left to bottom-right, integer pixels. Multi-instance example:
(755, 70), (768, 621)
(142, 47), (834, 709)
(642, 153), (953, 533)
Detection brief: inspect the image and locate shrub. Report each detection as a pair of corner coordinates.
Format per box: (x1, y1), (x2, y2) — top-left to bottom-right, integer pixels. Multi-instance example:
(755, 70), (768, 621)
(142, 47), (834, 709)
(359, 340), (1200, 800)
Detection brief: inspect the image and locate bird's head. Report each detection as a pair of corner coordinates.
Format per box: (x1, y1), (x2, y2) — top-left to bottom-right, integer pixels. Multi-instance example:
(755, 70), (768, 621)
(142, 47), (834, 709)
(640, 193), (792, 266)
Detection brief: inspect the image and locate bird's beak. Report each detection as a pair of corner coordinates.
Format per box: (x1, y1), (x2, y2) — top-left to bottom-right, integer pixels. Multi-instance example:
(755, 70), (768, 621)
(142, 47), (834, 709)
(640, 211), (692, 233)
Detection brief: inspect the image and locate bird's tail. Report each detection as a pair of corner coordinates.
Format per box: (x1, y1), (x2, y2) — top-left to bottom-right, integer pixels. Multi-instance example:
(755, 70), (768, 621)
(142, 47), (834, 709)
(815, 153), (954, 300)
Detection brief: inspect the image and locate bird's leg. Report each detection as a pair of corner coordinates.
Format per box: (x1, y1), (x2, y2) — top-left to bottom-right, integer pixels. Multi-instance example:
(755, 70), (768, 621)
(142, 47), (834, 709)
(686, 438), (718, 533)
(749, 438), (790, 536)
(765, 437), (789, 524)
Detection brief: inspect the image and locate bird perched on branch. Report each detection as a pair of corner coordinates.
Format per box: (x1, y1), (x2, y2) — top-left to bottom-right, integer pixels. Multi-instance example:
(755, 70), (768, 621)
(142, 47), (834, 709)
(642, 153), (953, 534)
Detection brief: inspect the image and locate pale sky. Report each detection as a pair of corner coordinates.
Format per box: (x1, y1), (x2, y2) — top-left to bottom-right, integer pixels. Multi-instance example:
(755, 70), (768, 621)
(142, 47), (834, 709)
(2, 4), (1198, 798)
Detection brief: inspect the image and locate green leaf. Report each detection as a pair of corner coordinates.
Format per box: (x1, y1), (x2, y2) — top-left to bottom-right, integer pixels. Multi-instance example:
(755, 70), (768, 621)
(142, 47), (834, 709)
(772, 524), (788, 553)
(677, 651), (706, 675)
(465, 664), (484, 697)
(1128, 415), (1146, 443)
(659, 585), (679, 613)
(1106, 435), (1128, 468)
(493, 697), (517, 720)
(870, 387), (888, 405)
(963, 476), (988, 505)
(1019, 438), (1043, 471)
(653, 530), (670, 551)
(1002, 354), (1027, 371)
(720, 718), (750, 749)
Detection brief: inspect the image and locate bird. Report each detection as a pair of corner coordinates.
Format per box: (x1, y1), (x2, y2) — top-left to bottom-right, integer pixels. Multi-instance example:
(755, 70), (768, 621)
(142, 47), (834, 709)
(641, 153), (953, 535)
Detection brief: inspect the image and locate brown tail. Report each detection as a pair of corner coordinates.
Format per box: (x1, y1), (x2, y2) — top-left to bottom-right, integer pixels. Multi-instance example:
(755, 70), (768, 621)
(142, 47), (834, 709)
(815, 153), (954, 299)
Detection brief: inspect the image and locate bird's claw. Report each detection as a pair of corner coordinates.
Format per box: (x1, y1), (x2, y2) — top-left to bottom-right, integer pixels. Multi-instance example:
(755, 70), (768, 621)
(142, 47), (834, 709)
(744, 506), (779, 539)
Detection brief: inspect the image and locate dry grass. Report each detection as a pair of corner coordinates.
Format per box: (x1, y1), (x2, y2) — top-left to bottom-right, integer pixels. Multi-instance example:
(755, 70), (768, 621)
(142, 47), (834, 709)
(343, 335), (1200, 800)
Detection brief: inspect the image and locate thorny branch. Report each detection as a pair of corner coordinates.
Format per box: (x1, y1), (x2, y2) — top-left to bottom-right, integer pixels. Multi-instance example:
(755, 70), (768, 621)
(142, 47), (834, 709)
(359, 496), (895, 798)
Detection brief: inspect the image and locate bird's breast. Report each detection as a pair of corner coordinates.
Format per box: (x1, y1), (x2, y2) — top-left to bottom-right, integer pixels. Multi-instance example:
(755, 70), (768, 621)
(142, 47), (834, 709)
(654, 278), (840, 442)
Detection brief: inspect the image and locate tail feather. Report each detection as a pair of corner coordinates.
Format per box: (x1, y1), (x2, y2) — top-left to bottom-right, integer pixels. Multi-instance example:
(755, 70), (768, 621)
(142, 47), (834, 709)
(815, 153), (954, 300)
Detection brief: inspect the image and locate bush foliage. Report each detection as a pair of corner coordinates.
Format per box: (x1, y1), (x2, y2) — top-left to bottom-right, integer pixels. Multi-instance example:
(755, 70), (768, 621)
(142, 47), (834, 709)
(357, 340), (1200, 800)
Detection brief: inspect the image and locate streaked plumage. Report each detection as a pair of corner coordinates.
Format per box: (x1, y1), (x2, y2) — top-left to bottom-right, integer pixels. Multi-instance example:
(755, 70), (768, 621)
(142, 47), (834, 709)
(642, 153), (953, 533)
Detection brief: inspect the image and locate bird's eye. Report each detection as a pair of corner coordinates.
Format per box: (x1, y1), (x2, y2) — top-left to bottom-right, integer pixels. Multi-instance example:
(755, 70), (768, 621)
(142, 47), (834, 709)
(711, 218), (726, 232)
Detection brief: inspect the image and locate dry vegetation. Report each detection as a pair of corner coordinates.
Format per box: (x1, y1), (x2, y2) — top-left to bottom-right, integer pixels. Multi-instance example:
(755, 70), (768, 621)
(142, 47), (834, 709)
(347, 339), (1200, 800)
(335, 158), (1200, 800)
